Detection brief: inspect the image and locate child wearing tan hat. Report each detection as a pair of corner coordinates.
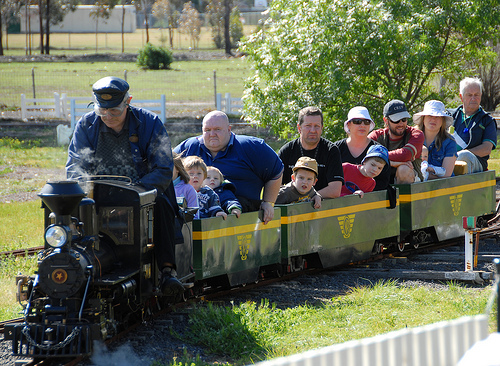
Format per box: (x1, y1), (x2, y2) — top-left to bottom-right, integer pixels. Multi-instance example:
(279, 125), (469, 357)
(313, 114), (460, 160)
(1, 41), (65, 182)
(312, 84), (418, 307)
(276, 157), (322, 208)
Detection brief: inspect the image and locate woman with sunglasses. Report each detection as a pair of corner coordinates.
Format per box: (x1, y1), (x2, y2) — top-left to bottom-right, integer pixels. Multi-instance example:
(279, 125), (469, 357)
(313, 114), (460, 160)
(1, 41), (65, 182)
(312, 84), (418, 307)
(333, 106), (390, 190)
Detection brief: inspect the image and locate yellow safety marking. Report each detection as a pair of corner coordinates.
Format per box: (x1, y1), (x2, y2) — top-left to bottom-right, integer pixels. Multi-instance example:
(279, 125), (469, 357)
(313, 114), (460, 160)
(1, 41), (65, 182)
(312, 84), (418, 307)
(399, 180), (495, 203)
(193, 220), (281, 240)
(280, 200), (395, 225)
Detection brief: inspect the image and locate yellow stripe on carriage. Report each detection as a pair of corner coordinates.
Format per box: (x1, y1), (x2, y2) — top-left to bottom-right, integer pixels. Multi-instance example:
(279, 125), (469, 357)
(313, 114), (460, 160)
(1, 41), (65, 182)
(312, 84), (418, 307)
(192, 220), (281, 240)
(280, 199), (395, 225)
(399, 179), (495, 203)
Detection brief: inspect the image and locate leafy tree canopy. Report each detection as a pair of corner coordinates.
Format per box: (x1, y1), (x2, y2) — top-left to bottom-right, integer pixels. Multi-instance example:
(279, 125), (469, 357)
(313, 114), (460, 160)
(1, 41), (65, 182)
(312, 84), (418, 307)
(240, 0), (500, 140)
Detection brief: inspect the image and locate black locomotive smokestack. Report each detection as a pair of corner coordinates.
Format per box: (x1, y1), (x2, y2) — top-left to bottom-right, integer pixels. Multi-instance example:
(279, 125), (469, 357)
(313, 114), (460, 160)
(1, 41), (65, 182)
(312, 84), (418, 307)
(38, 181), (86, 220)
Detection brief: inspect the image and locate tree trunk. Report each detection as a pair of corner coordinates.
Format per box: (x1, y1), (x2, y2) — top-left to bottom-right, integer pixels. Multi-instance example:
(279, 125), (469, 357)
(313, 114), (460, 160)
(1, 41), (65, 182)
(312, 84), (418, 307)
(121, 3), (125, 52)
(144, 10), (150, 43)
(0, 7), (3, 56)
(38, 0), (44, 53)
(223, 0), (232, 56)
(45, 0), (50, 54)
(168, 26), (173, 48)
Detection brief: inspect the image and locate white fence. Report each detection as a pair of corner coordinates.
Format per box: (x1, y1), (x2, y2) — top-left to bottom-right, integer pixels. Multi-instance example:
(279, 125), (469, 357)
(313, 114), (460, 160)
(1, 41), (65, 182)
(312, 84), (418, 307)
(21, 93), (62, 120)
(216, 93), (243, 116)
(253, 315), (488, 366)
(20, 94), (167, 128)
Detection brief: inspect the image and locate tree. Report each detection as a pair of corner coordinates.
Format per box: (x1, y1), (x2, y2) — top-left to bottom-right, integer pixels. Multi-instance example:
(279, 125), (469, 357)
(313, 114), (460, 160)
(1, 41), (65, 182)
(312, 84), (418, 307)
(206, 0), (241, 54)
(136, 0), (154, 44)
(478, 44), (500, 111)
(37, 0), (78, 54)
(152, 0), (180, 49)
(90, 0), (119, 53)
(0, 0), (22, 53)
(240, 0), (500, 141)
(178, 1), (202, 49)
(206, 0), (224, 49)
(229, 6), (243, 48)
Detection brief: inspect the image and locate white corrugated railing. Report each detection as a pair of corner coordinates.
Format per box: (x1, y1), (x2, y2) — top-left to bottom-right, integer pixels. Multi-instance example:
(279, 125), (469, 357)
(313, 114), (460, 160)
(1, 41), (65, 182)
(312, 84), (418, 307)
(252, 315), (488, 366)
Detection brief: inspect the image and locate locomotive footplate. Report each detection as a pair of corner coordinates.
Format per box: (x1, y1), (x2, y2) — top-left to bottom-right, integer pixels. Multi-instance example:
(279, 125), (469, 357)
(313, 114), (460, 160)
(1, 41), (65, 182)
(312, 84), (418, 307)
(94, 268), (140, 286)
(4, 322), (98, 357)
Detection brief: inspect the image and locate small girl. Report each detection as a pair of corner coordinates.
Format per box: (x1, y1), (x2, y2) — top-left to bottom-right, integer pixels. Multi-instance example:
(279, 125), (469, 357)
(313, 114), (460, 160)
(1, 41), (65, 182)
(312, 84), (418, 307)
(172, 152), (199, 209)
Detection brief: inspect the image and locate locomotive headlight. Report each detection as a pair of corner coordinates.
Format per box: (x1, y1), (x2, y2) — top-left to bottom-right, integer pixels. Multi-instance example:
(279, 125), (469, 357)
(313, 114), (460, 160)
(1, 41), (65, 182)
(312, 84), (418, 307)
(45, 225), (69, 248)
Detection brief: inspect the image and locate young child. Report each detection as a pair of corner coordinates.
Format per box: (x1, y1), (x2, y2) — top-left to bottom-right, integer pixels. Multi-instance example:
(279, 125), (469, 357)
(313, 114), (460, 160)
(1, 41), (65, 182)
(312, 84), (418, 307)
(183, 156), (227, 219)
(172, 152), (199, 209)
(420, 145), (446, 181)
(341, 145), (389, 197)
(203, 166), (243, 217)
(276, 156), (322, 209)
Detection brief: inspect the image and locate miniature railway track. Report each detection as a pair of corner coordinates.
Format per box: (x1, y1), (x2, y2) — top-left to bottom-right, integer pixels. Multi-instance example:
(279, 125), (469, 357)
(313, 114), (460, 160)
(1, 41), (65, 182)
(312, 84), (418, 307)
(0, 246), (44, 258)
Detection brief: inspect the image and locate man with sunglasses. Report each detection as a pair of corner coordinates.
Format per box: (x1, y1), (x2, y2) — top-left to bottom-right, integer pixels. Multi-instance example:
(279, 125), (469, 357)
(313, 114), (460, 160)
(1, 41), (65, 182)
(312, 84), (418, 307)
(368, 99), (424, 184)
(278, 106), (344, 198)
(66, 76), (185, 301)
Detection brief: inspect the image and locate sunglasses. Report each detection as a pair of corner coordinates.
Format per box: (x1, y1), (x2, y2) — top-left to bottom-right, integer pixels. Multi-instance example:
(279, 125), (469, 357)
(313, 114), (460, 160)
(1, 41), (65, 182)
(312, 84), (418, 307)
(350, 119), (371, 125)
(389, 118), (408, 124)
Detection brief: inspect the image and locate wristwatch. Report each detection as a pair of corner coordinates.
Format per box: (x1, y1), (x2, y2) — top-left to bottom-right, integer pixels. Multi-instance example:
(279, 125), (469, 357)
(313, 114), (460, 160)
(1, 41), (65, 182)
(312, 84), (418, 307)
(262, 201), (275, 207)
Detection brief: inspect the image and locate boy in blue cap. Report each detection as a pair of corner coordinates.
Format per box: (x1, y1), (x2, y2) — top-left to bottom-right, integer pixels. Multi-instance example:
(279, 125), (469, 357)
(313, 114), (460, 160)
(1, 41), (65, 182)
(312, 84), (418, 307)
(340, 145), (389, 197)
(66, 76), (184, 301)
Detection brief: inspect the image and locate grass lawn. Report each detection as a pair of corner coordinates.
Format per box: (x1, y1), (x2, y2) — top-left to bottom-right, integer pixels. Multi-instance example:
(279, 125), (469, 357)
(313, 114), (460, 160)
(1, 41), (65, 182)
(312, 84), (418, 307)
(2, 26), (258, 56)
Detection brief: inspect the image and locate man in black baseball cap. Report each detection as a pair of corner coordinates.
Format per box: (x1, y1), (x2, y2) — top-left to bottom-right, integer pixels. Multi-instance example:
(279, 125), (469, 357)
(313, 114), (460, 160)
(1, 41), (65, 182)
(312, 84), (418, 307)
(368, 99), (424, 184)
(67, 76), (185, 301)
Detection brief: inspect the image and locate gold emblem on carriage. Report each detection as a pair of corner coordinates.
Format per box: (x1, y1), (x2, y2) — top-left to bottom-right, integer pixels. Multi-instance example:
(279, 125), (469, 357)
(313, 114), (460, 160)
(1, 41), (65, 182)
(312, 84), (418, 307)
(237, 234), (252, 260)
(449, 194), (463, 216)
(337, 214), (355, 238)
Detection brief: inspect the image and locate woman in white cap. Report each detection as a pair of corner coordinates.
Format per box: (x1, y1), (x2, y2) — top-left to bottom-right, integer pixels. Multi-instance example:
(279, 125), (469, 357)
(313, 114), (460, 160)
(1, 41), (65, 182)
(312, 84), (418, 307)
(334, 106), (390, 190)
(414, 100), (457, 180)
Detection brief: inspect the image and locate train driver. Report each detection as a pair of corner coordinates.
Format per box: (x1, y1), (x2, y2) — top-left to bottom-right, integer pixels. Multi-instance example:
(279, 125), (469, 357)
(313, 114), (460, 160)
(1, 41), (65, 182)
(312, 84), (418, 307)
(66, 76), (184, 301)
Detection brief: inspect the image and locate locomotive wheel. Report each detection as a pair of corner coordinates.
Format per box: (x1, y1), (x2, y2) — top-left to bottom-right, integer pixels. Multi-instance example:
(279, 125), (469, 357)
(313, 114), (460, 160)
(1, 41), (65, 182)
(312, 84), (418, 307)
(398, 242), (406, 252)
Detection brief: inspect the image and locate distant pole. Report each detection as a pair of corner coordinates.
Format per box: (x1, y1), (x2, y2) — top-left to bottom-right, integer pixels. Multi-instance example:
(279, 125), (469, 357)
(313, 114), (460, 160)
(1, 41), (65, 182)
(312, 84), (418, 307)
(68, 33), (71, 48)
(31, 68), (36, 103)
(124, 70), (127, 82)
(213, 70), (217, 108)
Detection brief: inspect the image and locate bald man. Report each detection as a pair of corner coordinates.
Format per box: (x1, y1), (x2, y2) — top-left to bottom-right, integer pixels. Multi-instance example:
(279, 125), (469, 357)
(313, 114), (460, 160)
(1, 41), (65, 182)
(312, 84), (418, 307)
(174, 111), (283, 224)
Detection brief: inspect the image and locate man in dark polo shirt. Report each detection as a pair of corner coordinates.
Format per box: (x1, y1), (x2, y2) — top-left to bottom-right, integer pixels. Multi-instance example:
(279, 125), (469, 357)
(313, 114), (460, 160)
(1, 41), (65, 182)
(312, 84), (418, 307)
(66, 76), (184, 301)
(278, 106), (344, 198)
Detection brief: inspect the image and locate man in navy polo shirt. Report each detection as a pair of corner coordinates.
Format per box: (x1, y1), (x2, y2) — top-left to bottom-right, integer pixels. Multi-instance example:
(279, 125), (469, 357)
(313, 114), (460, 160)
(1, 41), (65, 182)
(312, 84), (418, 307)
(451, 77), (497, 173)
(174, 110), (283, 224)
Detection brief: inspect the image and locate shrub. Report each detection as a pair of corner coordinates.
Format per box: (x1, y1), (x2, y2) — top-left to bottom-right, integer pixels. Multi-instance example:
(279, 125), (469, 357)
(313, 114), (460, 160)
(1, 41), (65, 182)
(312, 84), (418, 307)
(137, 43), (173, 70)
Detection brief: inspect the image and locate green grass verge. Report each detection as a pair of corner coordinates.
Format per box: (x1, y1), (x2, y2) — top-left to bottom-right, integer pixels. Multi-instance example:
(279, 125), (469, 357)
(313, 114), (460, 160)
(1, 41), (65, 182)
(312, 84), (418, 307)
(165, 280), (494, 366)
(0, 255), (38, 321)
(0, 200), (45, 252)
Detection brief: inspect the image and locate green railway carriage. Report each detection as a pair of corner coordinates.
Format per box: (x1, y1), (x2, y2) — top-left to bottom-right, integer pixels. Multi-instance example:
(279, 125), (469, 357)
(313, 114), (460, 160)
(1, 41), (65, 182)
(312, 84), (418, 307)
(397, 171), (496, 249)
(278, 190), (400, 270)
(191, 209), (282, 287)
